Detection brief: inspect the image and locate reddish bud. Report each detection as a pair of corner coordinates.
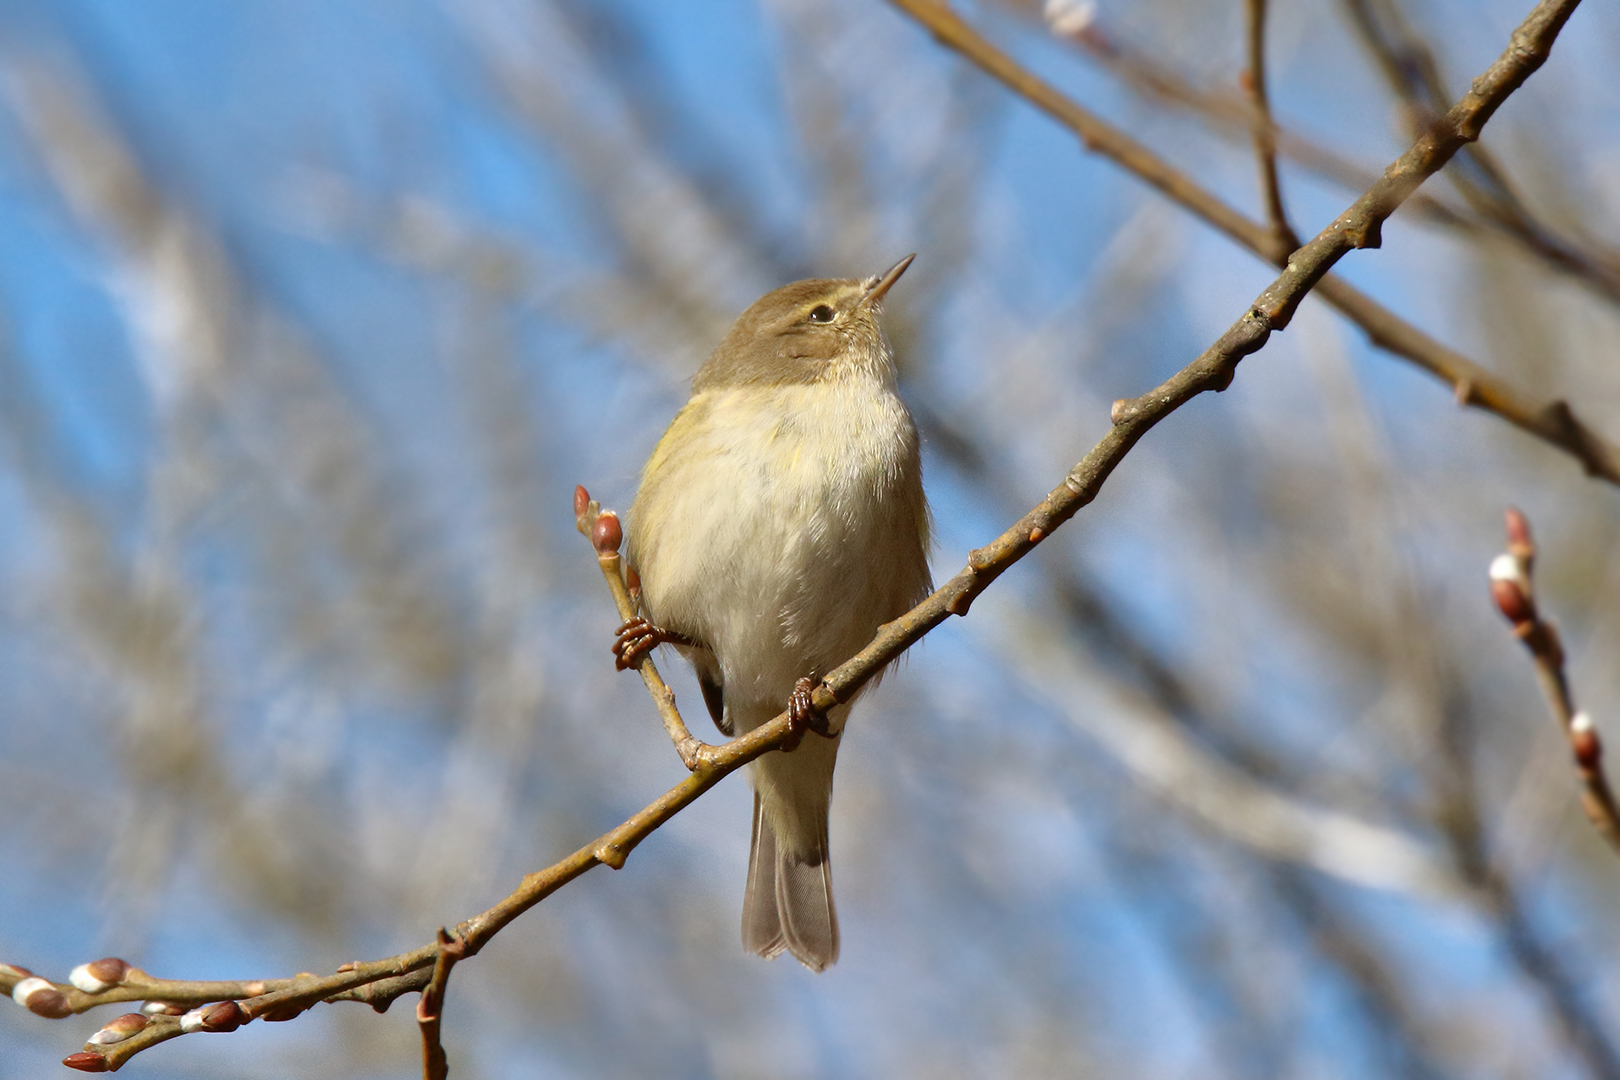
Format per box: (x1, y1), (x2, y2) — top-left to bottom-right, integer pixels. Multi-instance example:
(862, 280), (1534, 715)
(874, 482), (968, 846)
(88, 958), (129, 984)
(201, 1001), (247, 1032)
(31, 990), (72, 1018)
(592, 511), (623, 555)
(13, 978), (72, 1018)
(574, 485), (590, 519)
(89, 1013), (149, 1045)
(1490, 577), (1534, 626)
(208, 1001), (247, 1029)
(142, 1000), (186, 1016)
(0, 963), (33, 980)
(70, 958), (129, 994)
(1572, 712), (1602, 767)
(62, 1052), (110, 1073)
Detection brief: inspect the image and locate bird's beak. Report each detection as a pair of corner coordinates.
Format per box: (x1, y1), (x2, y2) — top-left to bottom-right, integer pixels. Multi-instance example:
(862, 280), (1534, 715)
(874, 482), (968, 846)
(862, 254), (915, 307)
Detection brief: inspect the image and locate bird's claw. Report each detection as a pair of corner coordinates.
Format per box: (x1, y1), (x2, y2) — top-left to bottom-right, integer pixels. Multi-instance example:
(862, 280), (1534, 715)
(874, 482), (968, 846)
(783, 676), (829, 751)
(613, 617), (662, 670)
(613, 618), (697, 670)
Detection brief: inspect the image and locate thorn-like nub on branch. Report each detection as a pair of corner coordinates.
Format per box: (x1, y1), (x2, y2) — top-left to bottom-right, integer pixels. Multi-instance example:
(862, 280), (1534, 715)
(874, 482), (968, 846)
(592, 511), (623, 556)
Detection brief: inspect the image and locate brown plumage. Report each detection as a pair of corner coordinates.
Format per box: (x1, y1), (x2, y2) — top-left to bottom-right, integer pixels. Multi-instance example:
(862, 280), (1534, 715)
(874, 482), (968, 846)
(625, 257), (931, 971)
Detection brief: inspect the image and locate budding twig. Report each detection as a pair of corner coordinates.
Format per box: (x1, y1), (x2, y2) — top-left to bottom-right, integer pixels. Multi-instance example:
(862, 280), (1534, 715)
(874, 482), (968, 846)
(574, 485), (708, 769)
(1489, 508), (1620, 854)
(417, 929), (466, 1080)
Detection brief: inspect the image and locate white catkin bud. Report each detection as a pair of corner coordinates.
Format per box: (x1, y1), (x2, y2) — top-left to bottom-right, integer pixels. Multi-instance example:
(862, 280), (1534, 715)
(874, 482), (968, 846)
(1488, 553), (1529, 591)
(89, 1016), (147, 1045)
(11, 977), (52, 1008)
(1043, 0), (1096, 36)
(69, 964), (113, 994)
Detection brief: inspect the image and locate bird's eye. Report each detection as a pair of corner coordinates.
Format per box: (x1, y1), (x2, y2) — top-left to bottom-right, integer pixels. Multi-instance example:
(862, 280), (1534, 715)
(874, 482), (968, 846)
(806, 304), (836, 324)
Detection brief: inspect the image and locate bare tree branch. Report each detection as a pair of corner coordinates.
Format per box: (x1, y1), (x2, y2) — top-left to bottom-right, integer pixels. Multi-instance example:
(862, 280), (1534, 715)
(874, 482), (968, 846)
(891, 0), (1620, 485)
(1242, 0), (1299, 252)
(1489, 507), (1620, 853)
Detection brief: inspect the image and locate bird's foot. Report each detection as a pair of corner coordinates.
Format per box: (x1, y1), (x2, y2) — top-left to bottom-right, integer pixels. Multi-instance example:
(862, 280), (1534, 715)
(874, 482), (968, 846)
(612, 618), (693, 670)
(783, 676), (831, 751)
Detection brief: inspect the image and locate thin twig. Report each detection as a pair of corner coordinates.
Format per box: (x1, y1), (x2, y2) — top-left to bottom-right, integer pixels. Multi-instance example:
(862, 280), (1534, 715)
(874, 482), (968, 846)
(572, 486), (706, 769)
(1488, 508), (1620, 854)
(1056, 3), (1620, 309)
(416, 929), (466, 1080)
(1057, 12), (1468, 230)
(1242, 0), (1299, 252)
(1342, 0), (1620, 302)
(891, 0), (1620, 486)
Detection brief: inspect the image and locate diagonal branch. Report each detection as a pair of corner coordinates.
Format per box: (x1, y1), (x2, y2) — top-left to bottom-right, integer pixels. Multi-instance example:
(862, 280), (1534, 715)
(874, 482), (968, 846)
(1056, 6), (1620, 309)
(888, 0), (1619, 486)
(1489, 508), (1620, 854)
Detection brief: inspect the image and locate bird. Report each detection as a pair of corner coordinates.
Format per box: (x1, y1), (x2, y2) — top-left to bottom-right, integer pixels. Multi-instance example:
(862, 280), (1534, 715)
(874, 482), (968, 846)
(614, 255), (931, 971)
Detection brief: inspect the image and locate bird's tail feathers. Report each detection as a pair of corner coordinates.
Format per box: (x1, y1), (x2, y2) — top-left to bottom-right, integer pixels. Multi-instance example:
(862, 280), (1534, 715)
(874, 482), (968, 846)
(742, 790), (839, 972)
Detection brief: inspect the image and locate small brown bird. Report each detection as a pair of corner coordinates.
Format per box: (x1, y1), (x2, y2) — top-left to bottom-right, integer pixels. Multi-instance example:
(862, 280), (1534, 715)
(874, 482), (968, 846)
(616, 256), (931, 971)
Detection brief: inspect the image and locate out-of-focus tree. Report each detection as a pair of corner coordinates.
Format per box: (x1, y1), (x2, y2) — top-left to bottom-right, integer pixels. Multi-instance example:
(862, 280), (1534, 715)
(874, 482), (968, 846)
(1, 0), (1618, 1076)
